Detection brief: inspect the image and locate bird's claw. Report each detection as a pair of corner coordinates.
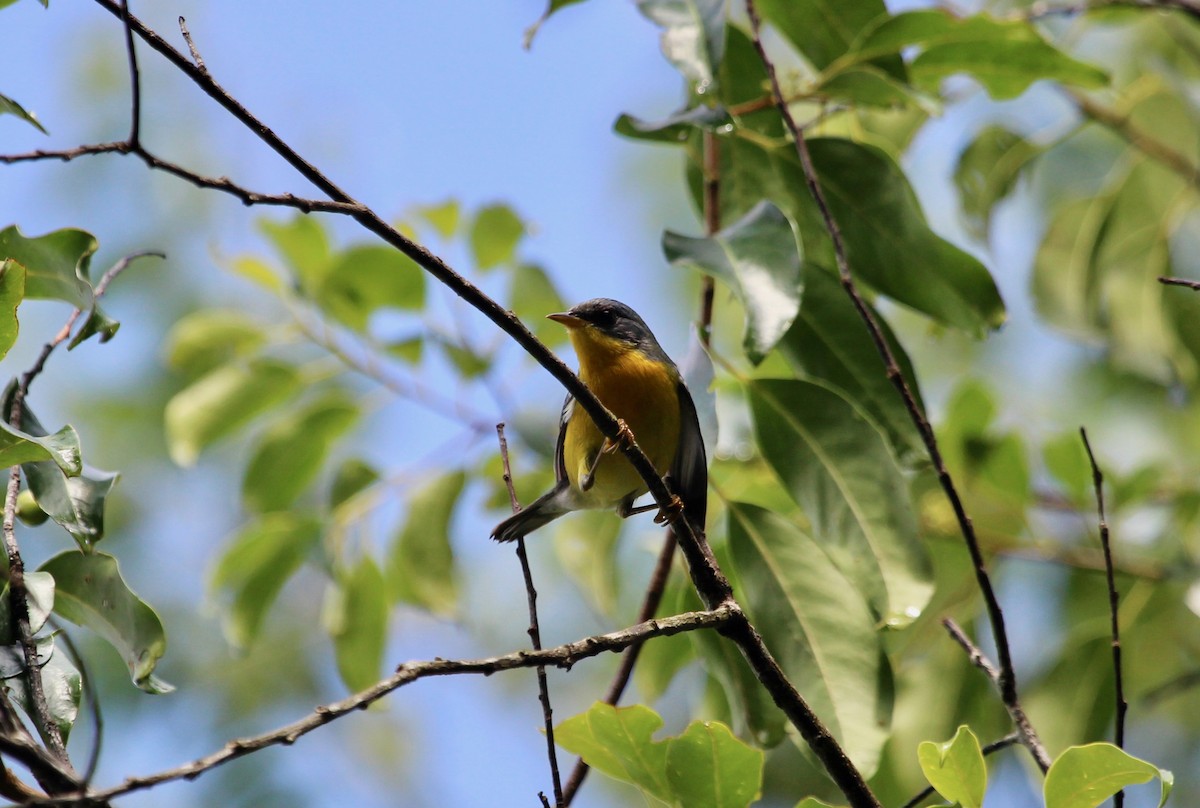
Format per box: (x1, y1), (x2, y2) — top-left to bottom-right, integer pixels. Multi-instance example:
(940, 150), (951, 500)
(653, 495), (685, 525)
(602, 419), (635, 455)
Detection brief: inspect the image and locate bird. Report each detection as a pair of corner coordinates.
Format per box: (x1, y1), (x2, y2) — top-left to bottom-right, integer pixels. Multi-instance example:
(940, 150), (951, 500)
(492, 298), (707, 543)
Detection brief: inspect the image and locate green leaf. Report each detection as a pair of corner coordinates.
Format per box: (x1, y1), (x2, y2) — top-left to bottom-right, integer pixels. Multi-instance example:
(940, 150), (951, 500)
(664, 201), (801, 364)
(814, 66), (934, 110)
(524, 0), (589, 49)
(41, 551), (173, 693)
(438, 338), (492, 379)
(387, 470), (464, 616)
(228, 255), (285, 293)
(0, 571), (56, 645)
(553, 511), (621, 617)
(615, 105), (731, 145)
(777, 264), (925, 465)
(1044, 743), (1173, 808)
(794, 800), (845, 808)
(510, 263), (568, 347)
(22, 462), (119, 549)
(325, 555), (389, 692)
(0, 259), (24, 360)
(242, 391), (359, 513)
(329, 458), (380, 512)
(917, 725), (987, 808)
(727, 502), (889, 774)
(163, 309), (268, 379)
(211, 514), (322, 649)
(4, 638), (81, 745)
(756, 0), (900, 77)
(317, 245), (426, 332)
(635, 0), (725, 87)
(0, 419), (81, 475)
(0, 91), (48, 134)
(384, 335), (423, 364)
(666, 720), (764, 808)
(469, 204), (525, 270)
(0, 225), (96, 309)
(164, 358), (303, 467)
(259, 215), (331, 292)
(555, 703), (673, 802)
(1043, 432), (1092, 503)
(413, 198), (461, 239)
(748, 379), (932, 626)
(954, 125), (1043, 241)
(67, 303), (120, 349)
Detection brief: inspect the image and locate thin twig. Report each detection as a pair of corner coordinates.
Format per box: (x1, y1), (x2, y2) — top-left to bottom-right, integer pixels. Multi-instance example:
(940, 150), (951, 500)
(1080, 427), (1126, 802)
(27, 607), (736, 806)
(497, 424), (563, 808)
(1159, 275), (1200, 290)
(899, 733), (1021, 808)
(118, 0), (140, 146)
(177, 17), (207, 75)
(942, 619), (1051, 770)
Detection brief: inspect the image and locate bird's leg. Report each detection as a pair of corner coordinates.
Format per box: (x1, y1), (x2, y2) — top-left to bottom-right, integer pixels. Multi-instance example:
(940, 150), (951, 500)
(580, 446), (603, 492)
(618, 492), (685, 524)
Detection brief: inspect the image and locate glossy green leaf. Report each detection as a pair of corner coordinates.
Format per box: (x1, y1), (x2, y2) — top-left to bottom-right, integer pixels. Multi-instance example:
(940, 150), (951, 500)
(0, 91), (47, 134)
(41, 551), (172, 693)
(664, 200), (801, 364)
(318, 245), (426, 331)
(325, 555), (389, 692)
(388, 470), (464, 616)
(413, 198), (461, 239)
(67, 303), (120, 349)
(4, 638), (81, 745)
(727, 502), (888, 774)
(329, 458), (380, 512)
(0, 419), (81, 475)
(0, 225), (96, 309)
(917, 725), (986, 808)
(22, 461), (119, 549)
(1044, 743), (1173, 808)
(470, 204), (525, 270)
(163, 309), (268, 379)
(211, 514), (322, 649)
(242, 391), (359, 513)
(666, 721), (763, 808)
(164, 358), (302, 467)
(954, 125), (1043, 241)
(777, 264), (925, 465)
(259, 215), (331, 292)
(510, 263), (567, 347)
(555, 703), (672, 802)
(748, 379), (932, 626)
(0, 571), (56, 645)
(634, 0), (725, 86)
(0, 259), (24, 360)
(757, 0), (899, 77)
(614, 105), (731, 145)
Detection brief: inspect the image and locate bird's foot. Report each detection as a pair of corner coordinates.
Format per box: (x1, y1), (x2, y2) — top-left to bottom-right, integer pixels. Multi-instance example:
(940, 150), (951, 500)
(653, 494), (685, 525)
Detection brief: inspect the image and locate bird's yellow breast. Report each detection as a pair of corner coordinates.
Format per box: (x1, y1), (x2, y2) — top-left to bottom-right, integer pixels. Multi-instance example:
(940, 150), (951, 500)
(563, 328), (681, 507)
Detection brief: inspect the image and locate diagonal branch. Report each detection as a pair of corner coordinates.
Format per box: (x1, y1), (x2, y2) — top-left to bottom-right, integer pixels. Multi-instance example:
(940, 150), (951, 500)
(27, 607), (736, 806)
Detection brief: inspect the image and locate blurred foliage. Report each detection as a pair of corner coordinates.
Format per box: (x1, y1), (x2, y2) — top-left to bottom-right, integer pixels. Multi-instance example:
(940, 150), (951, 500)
(5, 0), (1200, 806)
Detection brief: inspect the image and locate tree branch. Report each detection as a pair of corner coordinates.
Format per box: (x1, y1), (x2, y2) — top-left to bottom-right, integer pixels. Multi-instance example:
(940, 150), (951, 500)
(1160, 275), (1200, 290)
(28, 607), (736, 806)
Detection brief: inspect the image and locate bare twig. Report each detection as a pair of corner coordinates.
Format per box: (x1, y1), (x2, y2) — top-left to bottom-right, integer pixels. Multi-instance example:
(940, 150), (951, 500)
(118, 0), (140, 146)
(497, 424), (563, 807)
(942, 619), (1051, 771)
(1160, 275), (1200, 290)
(1080, 428), (1126, 804)
(899, 732), (1021, 808)
(177, 17), (207, 75)
(28, 607), (736, 806)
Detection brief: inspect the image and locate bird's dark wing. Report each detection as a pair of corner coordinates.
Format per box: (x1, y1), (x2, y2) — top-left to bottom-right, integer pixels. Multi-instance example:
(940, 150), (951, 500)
(671, 380), (708, 533)
(554, 393), (573, 485)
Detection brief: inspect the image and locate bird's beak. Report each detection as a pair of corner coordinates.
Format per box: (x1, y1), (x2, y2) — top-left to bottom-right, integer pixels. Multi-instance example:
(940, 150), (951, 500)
(546, 312), (585, 329)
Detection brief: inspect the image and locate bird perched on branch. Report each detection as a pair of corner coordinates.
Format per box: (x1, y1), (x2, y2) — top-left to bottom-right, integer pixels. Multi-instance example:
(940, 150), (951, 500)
(491, 298), (707, 543)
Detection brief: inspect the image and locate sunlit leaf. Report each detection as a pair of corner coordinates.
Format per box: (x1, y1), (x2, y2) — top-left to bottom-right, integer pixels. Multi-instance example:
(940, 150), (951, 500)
(0, 419), (80, 475)
(259, 215), (331, 293)
(325, 555), (389, 692)
(470, 204), (525, 270)
(0, 91), (47, 134)
(748, 379), (932, 626)
(728, 502), (889, 774)
(164, 358), (302, 467)
(635, 0), (725, 86)
(555, 703), (673, 802)
(242, 391), (359, 513)
(41, 551), (173, 693)
(0, 259), (24, 360)
(665, 720), (763, 808)
(387, 470), (464, 617)
(757, 0), (899, 77)
(664, 200), (801, 364)
(329, 458), (380, 512)
(794, 799), (844, 808)
(319, 245), (426, 331)
(0, 225), (96, 309)
(815, 66), (934, 109)
(211, 514), (322, 649)
(917, 725), (986, 808)
(1043, 743), (1172, 808)
(413, 198), (461, 239)
(163, 309), (268, 379)
(0, 571), (56, 644)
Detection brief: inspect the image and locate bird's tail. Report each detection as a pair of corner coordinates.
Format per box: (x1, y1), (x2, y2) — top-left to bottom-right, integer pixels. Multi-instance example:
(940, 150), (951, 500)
(491, 486), (571, 543)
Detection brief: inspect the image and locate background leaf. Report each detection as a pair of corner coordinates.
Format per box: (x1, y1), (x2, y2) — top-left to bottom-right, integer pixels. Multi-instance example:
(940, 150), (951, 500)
(470, 204), (525, 270)
(1043, 743), (1173, 808)
(325, 555), (389, 692)
(387, 470), (464, 616)
(0, 259), (24, 360)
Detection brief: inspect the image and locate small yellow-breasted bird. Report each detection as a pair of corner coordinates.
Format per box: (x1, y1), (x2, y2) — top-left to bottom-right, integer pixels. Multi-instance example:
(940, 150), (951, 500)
(491, 298), (707, 543)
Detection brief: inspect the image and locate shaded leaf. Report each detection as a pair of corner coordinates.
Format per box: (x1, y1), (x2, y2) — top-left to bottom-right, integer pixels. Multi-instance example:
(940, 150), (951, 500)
(614, 105), (731, 145)
(41, 551), (172, 693)
(1043, 743), (1172, 808)
(0, 636), (52, 680)
(748, 379), (932, 626)
(553, 511), (621, 617)
(211, 514), (322, 649)
(0, 91), (47, 134)
(954, 125), (1043, 241)
(664, 200), (801, 364)
(164, 358), (303, 467)
(325, 556), (389, 692)
(728, 502), (888, 774)
(0, 571), (56, 645)
(665, 721), (764, 808)
(554, 703), (672, 802)
(757, 0), (900, 77)
(4, 639), (80, 745)
(329, 458), (380, 512)
(815, 66), (934, 110)
(917, 725), (986, 808)
(635, 0), (725, 86)
(470, 204), (525, 270)
(66, 303), (120, 349)
(0, 259), (24, 360)
(21, 462), (119, 549)
(163, 309), (268, 379)
(387, 470), (464, 616)
(0, 420), (81, 475)
(318, 245), (426, 332)
(242, 391), (359, 513)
